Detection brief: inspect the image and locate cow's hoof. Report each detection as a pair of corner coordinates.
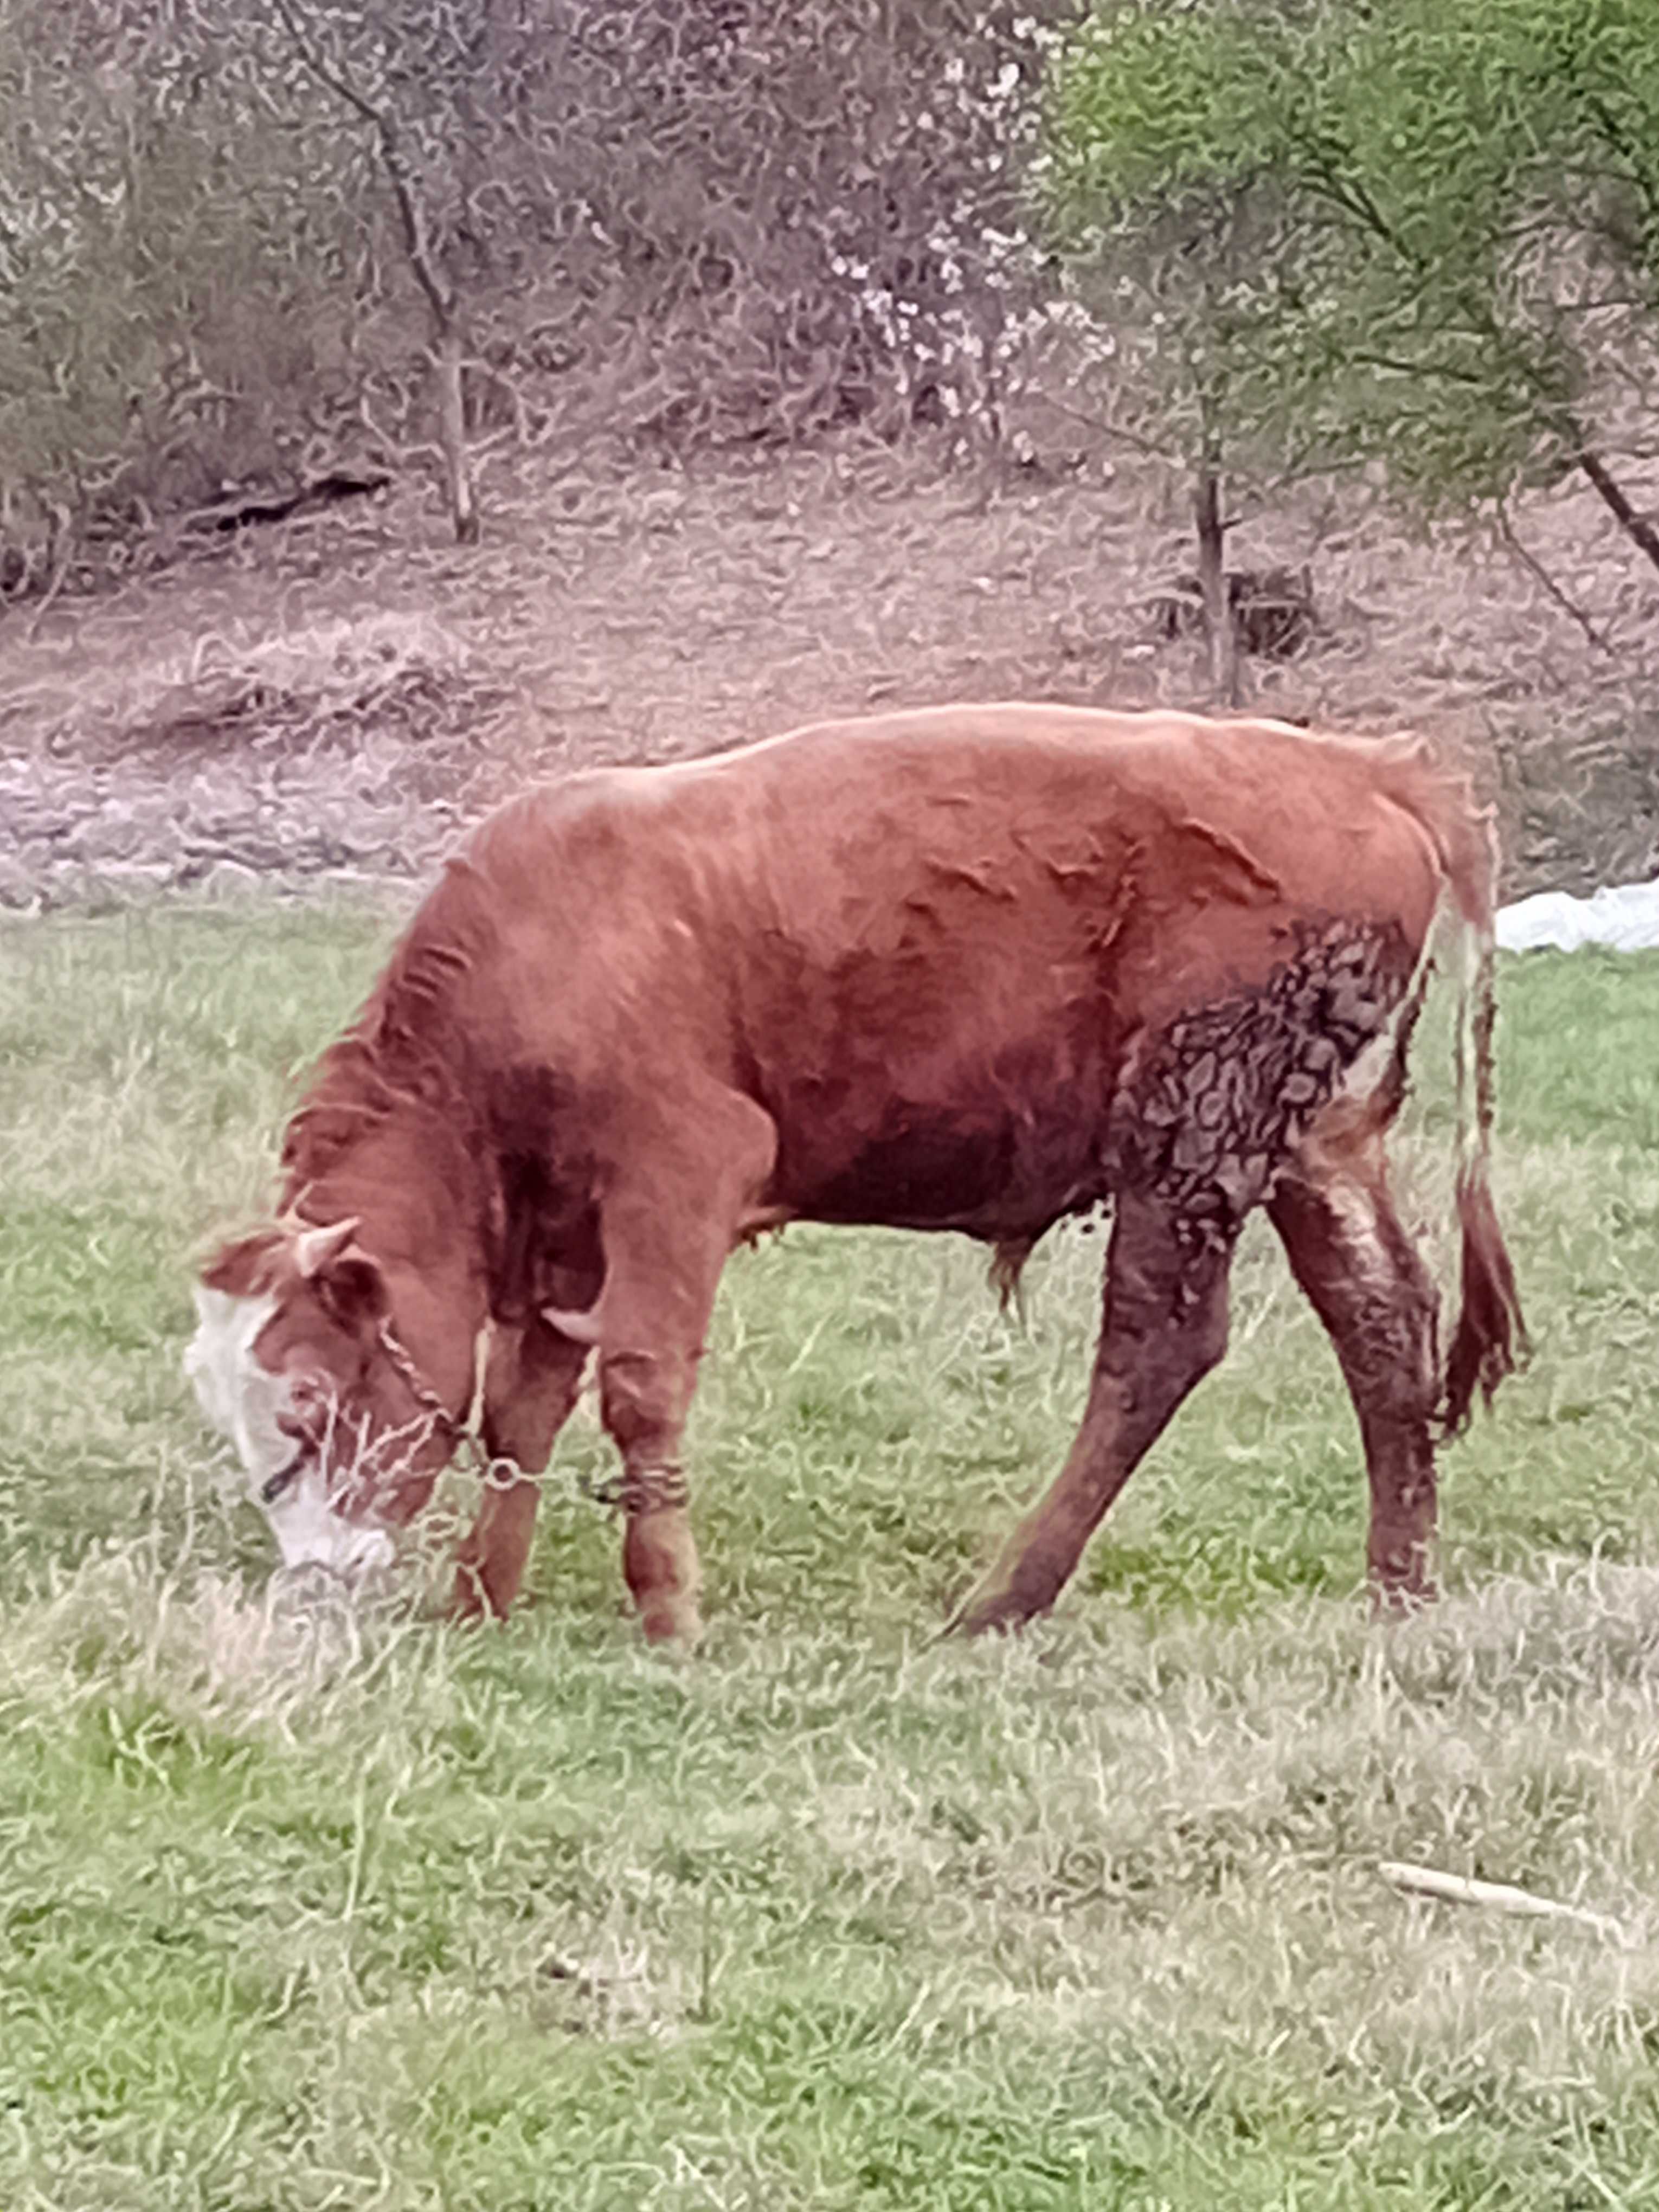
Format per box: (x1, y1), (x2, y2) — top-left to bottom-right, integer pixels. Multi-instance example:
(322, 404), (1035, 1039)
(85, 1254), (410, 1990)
(639, 1594), (703, 1647)
(947, 1548), (1068, 1637)
(947, 1583), (1041, 1638)
(623, 1511), (702, 1647)
(1368, 1575), (1436, 1619)
(446, 1576), (495, 1625)
(951, 1604), (1025, 1639)
(446, 1557), (518, 1623)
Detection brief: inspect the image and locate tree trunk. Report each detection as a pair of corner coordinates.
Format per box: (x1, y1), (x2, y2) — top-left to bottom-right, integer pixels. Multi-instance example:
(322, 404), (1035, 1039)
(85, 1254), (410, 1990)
(435, 324), (479, 546)
(1194, 464), (1239, 708)
(1577, 447), (1659, 577)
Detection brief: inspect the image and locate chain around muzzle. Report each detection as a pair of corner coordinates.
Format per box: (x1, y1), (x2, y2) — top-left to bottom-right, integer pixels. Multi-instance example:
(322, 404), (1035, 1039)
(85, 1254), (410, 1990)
(373, 1318), (690, 1517)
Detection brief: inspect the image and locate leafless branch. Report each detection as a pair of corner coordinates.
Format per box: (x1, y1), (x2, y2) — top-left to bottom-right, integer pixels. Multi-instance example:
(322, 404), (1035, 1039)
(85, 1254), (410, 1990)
(1378, 1860), (1629, 1944)
(1576, 440), (1659, 576)
(1038, 388), (1172, 462)
(269, 0), (454, 330)
(1495, 501), (1611, 650)
(269, 0), (476, 541)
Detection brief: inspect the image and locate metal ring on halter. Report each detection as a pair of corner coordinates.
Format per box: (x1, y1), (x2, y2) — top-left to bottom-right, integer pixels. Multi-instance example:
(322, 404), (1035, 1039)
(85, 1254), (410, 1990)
(478, 1454), (534, 1491)
(374, 1316), (689, 1516)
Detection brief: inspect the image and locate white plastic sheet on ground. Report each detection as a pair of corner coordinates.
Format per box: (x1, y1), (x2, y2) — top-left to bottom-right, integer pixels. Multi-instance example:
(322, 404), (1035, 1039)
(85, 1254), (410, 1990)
(1496, 880), (1659, 954)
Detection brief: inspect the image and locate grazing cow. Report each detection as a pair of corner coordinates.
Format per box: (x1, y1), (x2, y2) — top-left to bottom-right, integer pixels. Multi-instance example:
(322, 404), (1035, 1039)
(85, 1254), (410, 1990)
(185, 705), (1525, 1641)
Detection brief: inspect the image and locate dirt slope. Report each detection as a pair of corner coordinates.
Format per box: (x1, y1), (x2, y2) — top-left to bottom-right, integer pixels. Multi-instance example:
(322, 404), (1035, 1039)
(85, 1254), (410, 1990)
(2, 438), (1654, 909)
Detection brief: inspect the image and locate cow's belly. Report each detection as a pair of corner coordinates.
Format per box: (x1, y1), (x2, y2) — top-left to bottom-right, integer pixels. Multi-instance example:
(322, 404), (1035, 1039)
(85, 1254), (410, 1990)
(767, 1064), (1118, 1240)
(756, 912), (1419, 1243)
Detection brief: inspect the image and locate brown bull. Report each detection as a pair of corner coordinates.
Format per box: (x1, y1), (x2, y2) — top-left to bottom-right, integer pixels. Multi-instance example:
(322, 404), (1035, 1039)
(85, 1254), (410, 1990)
(186, 705), (1525, 1640)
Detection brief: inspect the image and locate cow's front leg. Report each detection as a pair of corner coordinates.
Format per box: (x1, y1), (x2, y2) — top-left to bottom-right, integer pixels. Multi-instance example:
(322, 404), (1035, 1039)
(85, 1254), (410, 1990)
(452, 1316), (589, 1620)
(600, 1346), (704, 1644)
(588, 1089), (778, 1644)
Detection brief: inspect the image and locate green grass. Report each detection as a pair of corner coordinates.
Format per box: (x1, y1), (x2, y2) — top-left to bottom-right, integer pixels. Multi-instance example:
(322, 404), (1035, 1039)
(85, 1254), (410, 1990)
(5, 907), (1659, 2209)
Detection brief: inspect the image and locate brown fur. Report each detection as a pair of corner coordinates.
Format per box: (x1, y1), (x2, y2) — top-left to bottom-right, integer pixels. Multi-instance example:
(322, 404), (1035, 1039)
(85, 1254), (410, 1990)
(197, 704), (1525, 1636)
(1443, 1167), (1529, 1436)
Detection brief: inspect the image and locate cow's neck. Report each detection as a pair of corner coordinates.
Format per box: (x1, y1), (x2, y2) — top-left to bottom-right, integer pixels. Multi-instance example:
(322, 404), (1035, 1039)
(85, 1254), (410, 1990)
(286, 1099), (491, 1422)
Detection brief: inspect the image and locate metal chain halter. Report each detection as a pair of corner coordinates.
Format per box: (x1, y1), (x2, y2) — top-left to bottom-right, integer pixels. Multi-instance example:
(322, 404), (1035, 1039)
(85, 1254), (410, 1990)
(373, 1317), (690, 1517)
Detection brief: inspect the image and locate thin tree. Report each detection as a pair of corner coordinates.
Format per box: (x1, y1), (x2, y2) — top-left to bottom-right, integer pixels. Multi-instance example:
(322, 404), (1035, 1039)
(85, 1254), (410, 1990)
(1041, 5), (1329, 703)
(1046, 0), (1659, 615)
(273, 0), (479, 543)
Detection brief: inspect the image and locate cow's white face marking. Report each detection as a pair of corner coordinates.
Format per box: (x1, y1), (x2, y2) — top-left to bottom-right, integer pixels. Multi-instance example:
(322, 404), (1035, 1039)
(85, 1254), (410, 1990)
(185, 1287), (394, 1580)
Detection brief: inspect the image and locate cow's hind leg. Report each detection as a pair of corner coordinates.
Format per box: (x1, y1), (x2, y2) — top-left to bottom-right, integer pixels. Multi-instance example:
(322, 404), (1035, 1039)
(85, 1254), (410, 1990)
(1267, 1113), (1440, 1602)
(951, 1193), (1236, 1636)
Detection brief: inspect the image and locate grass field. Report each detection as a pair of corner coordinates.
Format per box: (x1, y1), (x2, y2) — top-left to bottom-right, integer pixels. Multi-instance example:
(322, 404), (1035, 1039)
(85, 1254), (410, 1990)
(5, 903), (1659, 2210)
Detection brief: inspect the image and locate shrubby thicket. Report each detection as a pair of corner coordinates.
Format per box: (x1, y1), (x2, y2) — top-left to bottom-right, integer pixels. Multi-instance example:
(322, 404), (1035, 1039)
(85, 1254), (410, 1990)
(4, 0), (1655, 638)
(0, 0), (1073, 587)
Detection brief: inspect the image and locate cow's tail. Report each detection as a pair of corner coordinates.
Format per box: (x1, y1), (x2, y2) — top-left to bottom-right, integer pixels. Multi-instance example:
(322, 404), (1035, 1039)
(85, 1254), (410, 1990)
(1439, 912), (1529, 1432)
(1380, 743), (1529, 1433)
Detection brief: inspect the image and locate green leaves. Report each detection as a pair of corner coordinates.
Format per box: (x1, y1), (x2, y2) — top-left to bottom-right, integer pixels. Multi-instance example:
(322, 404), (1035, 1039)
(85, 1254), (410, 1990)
(1047, 4), (1269, 219)
(1044, 0), (1659, 543)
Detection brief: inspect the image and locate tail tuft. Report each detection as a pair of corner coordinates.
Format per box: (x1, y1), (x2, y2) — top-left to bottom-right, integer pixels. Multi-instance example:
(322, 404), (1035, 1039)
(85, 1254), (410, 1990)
(1439, 1165), (1529, 1437)
(988, 1237), (1034, 1319)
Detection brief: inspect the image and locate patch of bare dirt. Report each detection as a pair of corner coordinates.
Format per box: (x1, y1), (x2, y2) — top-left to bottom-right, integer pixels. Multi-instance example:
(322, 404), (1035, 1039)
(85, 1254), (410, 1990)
(2, 436), (1654, 910)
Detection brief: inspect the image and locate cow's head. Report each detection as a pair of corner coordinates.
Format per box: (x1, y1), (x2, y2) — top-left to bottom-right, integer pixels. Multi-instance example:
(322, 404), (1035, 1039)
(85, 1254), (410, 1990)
(184, 1218), (456, 1580)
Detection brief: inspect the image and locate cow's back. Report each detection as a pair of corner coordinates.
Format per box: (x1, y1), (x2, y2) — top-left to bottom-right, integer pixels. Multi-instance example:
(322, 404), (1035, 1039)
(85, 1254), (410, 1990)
(455, 707), (1459, 1242)
(718, 704), (1449, 947)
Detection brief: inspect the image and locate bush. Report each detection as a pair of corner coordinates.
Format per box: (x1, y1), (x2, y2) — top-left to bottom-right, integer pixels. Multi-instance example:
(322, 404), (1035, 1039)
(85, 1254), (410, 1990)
(0, 0), (388, 591)
(0, 0), (1077, 592)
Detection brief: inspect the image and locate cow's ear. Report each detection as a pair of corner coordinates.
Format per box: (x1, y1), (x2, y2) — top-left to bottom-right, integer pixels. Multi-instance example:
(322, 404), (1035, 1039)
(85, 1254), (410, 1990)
(294, 1219), (385, 1333)
(200, 1230), (282, 1295)
(317, 1253), (387, 1334)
